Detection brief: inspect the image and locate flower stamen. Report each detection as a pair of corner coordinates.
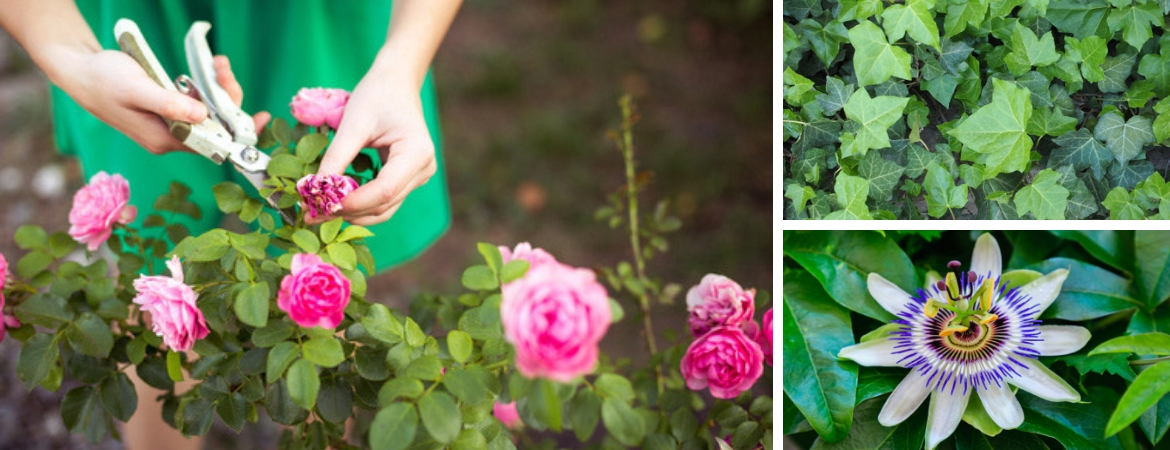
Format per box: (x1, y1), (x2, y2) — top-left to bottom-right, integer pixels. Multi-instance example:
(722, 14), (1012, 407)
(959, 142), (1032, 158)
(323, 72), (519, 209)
(939, 324), (970, 337)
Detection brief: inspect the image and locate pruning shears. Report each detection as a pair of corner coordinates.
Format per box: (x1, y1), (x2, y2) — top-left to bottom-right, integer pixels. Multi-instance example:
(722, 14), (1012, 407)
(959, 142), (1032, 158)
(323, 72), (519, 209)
(113, 18), (295, 224)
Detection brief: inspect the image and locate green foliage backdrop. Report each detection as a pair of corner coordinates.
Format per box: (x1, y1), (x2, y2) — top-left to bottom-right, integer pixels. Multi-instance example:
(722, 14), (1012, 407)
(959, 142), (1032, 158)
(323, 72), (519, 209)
(784, 230), (1170, 449)
(783, 0), (1170, 219)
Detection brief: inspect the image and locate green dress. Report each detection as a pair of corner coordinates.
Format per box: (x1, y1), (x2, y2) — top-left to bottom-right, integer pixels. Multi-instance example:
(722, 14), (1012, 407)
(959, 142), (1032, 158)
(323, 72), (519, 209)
(51, 0), (450, 273)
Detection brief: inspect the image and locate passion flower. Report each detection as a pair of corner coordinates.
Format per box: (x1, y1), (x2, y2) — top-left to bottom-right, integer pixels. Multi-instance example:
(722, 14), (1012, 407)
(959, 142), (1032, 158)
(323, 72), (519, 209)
(838, 233), (1090, 449)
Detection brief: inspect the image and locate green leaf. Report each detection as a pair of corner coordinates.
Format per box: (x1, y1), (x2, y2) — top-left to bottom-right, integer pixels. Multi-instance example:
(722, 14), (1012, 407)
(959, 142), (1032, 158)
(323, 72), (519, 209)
(370, 403), (418, 450)
(267, 341), (299, 385)
(1050, 129), (1110, 179)
(1107, 2), (1163, 49)
(441, 366), (490, 404)
(253, 320), (294, 348)
(602, 397), (645, 446)
(1066, 36), (1108, 82)
(784, 231), (914, 320)
(823, 174), (873, 220)
(595, 373), (636, 403)
(16, 334), (59, 389)
(500, 259), (529, 284)
(1136, 230), (1170, 308)
(1047, 0), (1110, 40)
(955, 426), (1050, 450)
(291, 229), (320, 254)
(880, 0), (939, 50)
(855, 367), (905, 405)
(17, 251), (52, 278)
(61, 386), (109, 443)
(477, 242), (505, 274)
(848, 21), (912, 87)
(167, 350), (183, 382)
(1107, 361), (1170, 437)
(325, 243), (356, 270)
(379, 377), (424, 406)
(1102, 188), (1146, 219)
(1053, 353), (1136, 382)
(1099, 51), (1138, 93)
(335, 225), (374, 242)
(950, 78), (1033, 178)
(1017, 389), (1125, 450)
(809, 396), (924, 449)
(65, 313), (114, 358)
(841, 0), (884, 22)
(841, 89), (909, 159)
(858, 149), (905, 202)
(15, 225), (48, 250)
(1027, 258), (1141, 320)
(1014, 169), (1069, 220)
(16, 293), (74, 328)
(295, 133), (328, 164)
(1004, 23), (1060, 75)
(1091, 332), (1170, 356)
(212, 182), (247, 214)
(1094, 112), (1154, 165)
(781, 270), (858, 442)
(234, 282), (270, 328)
(530, 379), (564, 431)
(361, 303), (404, 344)
(404, 317), (427, 348)
(924, 162), (969, 218)
(800, 19), (850, 67)
(404, 355), (443, 381)
(944, 0), (988, 38)
(815, 77), (855, 116)
(287, 358), (320, 410)
(302, 337), (345, 368)
(99, 372), (137, 422)
(786, 184), (817, 214)
(462, 265), (499, 290)
(1026, 107), (1077, 138)
(447, 330), (473, 363)
(320, 218), (343, 243)
(570, 388), (602, 441)
(217, 392), (247, 432)
(317, 377), (353, 424)
(419, 391), (461, 444)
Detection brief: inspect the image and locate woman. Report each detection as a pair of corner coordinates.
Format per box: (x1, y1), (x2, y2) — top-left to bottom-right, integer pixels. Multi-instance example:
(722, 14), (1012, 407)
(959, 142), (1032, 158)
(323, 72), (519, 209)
(0, 0), (461, 448)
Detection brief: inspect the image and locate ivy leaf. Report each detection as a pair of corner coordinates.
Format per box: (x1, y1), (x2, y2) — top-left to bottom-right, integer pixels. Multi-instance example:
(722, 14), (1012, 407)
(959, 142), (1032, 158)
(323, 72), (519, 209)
(842, 89), (909, 158)
(784, 68), (818, 107)
(1026, 107), (1077, 137)
(1014, 169), (1070, 220)
(1066, 36), (1108, 82)
(1139, 52), (1170, 98)
(840, 0), (884, 21)
(1050, 129), (1110, 179)
(880, 0), (940, 50)
(1106, 2), (1163, 49)
(1066, 179), (1100, 219)
(1108, 160), (1154, 191)
(783, 0), (824, 20)
(1004, 23), (1061, 75)
(858, 151), (905, 202)
(924, 162), (969, 218)
(1094, 112), (1154, 164)
(940, 38), (974, 75)
(949, 78), (1033, 178)
(1099, 51), (1138, 93)
(1102, 188), (1146, 219)
(848, 21), (912, 87)
(815, 77), (854, 116)
(923, 73), (959, 106)
(800, 19), (849, 67)
(1153, 99), (1170, 144)
(944, 0), (989, 38)
(824, 174), (873, 220)
(1047, 0), (1110, 39)
(785, 184), (817, 214)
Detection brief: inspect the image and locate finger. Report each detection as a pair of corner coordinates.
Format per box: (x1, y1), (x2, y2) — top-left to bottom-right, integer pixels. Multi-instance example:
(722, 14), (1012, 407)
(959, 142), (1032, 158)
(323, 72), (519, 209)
(341, 138), (435, 215)
(123, 110), (189, 154)
(317, 119), (369, 176)
(130, 80), (208, 124)
(350, 203), (402, 226)
(303, 211), (338, 226)
(214, 55), (244, 106)
(253, 111), (271, 133)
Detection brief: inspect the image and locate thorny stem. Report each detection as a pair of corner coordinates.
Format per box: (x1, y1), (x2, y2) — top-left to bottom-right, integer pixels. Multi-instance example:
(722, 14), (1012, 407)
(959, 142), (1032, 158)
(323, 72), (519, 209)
(617, 95), (663, 393)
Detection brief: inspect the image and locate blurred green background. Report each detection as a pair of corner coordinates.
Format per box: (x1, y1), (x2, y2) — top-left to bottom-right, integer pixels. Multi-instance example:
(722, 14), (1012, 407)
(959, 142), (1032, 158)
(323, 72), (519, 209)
(0, 1), (771, 448)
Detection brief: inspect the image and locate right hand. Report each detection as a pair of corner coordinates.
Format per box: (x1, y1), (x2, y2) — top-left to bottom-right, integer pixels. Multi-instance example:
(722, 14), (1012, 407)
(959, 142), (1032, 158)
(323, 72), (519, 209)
(61, 51), (268, 154)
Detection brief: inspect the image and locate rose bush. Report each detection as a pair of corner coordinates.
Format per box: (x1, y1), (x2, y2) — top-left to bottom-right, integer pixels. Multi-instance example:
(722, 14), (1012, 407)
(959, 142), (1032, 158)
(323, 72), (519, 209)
(0, 95), (772, 449)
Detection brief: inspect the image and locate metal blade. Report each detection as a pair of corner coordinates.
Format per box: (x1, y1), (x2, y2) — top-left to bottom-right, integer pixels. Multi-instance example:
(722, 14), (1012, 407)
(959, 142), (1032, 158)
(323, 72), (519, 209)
(227, 146), (296, 225)
(185, 21), (257, 145)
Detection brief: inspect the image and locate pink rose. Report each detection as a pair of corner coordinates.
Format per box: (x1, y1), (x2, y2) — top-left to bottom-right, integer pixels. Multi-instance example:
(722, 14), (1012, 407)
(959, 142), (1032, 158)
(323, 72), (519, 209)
(290, 87), (349, 129)
(132, 256), (208, 352)
(759, 309), (772, 366)
(68, 172), (137, 251)
(501, 263), (611, 382)
(686, 274), (755, 337)
(0, 252), (7, 308)
(680, 326), (764, 399)
(297, 174), (358, 219)
(493, 401), (522, 429)
(278, 253), (351, 329)
(498, 242), (558, 271)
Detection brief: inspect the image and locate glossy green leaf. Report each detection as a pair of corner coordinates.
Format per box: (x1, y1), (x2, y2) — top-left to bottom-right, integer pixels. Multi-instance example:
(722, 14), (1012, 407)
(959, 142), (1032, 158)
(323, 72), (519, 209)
(1090, 332), (1170, 356)
(848, 21), (912, 87)
(815, 77), (854, 116)
(881, 0), (939, 50)
(1066, 36), (1107, 82)
(1106, 2), (1162, 49)
(950, 78), (1032, 178)
(785, 231), (914, 320)
(924, 162), (968, 218)
(858, 151), (905, 202)
(809, 395), (925, 449)
(1107, 361), (1170, 437)
(234, 282), (270, 328)
(1102, 187), (1146, 219)
(1004, 23), (1060, 75)
(1017, 389), (1125, 450)
(801, 19), (850, 67)
(841, 90), (909, 159)
(824, 174), (873, 220)
(1094, 112), (1154, 165)
(1027, 258), (1140, 320)
(1014, 169), (1069, 220)
(1136, 231), (1170, 308)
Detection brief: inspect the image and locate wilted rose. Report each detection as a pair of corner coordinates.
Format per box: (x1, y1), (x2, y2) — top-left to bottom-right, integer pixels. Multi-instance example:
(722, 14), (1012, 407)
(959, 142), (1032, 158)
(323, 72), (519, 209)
(132, 256), (208, 351)
(686, 274), (755, 337)
(297, 173), (358, 219)
(290, 87), (349, 129)
(277, 253), (351, 329)
(680, 326), (764, 399)
(501, 262), (611, 382)
(68, 172), (137, 251)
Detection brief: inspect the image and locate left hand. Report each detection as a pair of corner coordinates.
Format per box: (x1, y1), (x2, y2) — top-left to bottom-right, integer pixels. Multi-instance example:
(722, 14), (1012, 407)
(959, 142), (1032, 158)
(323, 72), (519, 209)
(313, 64), (438, 226)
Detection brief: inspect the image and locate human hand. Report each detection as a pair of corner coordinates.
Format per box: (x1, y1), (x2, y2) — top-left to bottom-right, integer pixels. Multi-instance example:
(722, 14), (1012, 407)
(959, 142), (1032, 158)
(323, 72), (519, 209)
(58, 51), (268, 154)
(314, 68), (438, 226)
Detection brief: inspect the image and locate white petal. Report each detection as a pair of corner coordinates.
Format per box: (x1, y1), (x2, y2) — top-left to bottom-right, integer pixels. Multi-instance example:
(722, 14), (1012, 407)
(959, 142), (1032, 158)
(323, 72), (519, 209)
(1034, 325), (1092, 356)
(868, 273), (916, 317)
(970, 233), (1003, 279)
(1018, 269), (1069, 318)
(977, 381), (1024, 430)
(879, 369), (932, 426)
(1007, 357), (1080, 402)
(923, 271), (942, 291)
(925, 388), (970, 450)
(838, 337), (902, 367)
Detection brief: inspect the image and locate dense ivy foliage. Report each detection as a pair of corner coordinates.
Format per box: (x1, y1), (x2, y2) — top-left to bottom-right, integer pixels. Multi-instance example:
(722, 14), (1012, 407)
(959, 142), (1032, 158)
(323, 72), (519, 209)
(783, 0), (1170, 219)
(783, 230), (1170, 449)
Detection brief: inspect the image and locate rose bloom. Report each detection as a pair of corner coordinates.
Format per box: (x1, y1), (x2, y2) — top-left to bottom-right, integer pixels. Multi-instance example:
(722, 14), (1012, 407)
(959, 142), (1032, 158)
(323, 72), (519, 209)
(0, 252), (14, 344)
(501, 263), (611, 382)
(498, 242), (557, 270)
(759, 308), (773, 366)
(492, 401), (522, 429)
(297, 174), (358, 219)
(68, 171), (137, 251)
(290, 87), (349, 129)
(686, 274), (755, 337)
(132, 256), (208, 352)
(278, 253), (351, 329)
(680, 326), (764, 399)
